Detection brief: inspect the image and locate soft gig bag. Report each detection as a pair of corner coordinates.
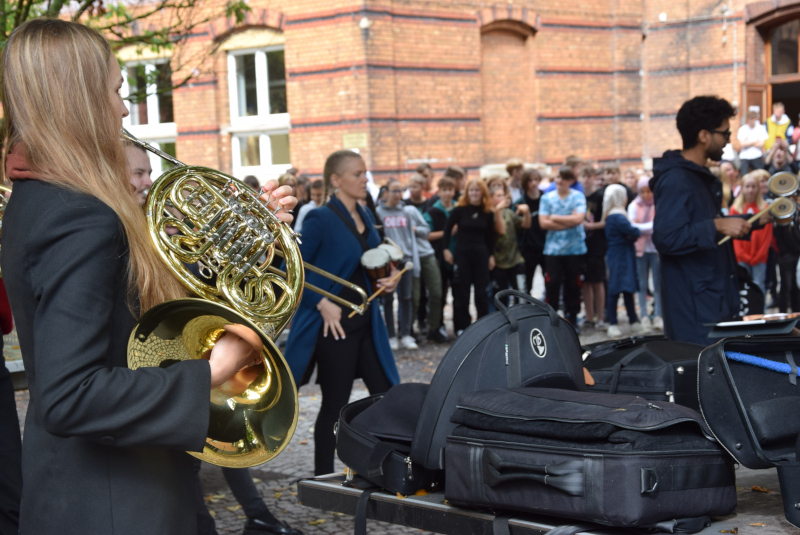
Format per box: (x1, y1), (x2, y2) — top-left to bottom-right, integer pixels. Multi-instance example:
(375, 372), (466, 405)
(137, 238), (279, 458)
(335, 290), (585, 495)
(583, 336), (704, 410)
(445, 387), (737, 529)
(698, 338), (800, 528)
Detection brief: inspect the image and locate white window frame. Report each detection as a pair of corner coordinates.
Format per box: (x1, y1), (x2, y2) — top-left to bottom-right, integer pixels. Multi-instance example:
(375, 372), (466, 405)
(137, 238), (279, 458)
(122, 59), (177, 142)
(231, 130), (292, 182)
(226, 45), (291, 182)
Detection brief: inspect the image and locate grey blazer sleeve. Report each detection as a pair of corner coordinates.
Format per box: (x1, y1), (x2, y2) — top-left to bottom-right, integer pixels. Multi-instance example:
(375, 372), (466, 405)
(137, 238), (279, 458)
(24, 197), (211, 451)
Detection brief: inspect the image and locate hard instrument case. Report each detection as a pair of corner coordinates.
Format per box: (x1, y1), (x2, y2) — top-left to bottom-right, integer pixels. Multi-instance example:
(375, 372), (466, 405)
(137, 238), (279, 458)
(335, 290), (585, 495)
(698, 338), (800, 528)
(445, 387), (737, 529)
(582, 336), (704, 410)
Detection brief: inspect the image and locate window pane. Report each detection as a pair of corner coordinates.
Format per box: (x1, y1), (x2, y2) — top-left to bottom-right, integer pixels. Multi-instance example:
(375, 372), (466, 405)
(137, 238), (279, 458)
(240, 136), (261, 167)
(267, 50), (287, 114)
(156, 63), (174, 124)
(127, 65), (149, 125)
(270, 134), (290, 165)
(159, 142), (177, 172)
(236, 54), (258, 117)
(772, 20), (799, 76)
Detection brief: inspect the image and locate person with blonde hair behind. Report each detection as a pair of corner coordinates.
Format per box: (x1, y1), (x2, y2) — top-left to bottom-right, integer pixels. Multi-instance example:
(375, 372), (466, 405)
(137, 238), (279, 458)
(443, 178), (496, 335)
(603, 184), (643, 338)
(0, 19), (297, 534)
(730, 171), (773, 294)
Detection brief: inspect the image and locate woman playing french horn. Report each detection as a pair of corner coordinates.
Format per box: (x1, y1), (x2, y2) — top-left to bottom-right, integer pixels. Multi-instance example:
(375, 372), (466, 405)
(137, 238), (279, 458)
(0, 19), (297, 534)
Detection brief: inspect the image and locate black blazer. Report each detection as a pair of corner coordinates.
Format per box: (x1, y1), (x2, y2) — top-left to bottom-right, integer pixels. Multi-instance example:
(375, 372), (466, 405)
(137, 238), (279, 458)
(2, 180), (211, 534)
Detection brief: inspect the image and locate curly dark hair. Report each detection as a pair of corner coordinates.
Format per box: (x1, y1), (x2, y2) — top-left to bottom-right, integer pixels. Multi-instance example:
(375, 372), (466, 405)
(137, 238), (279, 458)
(676, 96), (735, 149)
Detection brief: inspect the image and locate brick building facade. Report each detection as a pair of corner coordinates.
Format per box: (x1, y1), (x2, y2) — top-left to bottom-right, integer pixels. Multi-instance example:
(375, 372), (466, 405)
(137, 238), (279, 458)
(119, 0), (800, 182)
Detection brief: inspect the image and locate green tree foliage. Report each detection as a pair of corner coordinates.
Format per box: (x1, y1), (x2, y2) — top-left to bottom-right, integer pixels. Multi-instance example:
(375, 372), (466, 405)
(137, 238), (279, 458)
(0, 0), (251, 98)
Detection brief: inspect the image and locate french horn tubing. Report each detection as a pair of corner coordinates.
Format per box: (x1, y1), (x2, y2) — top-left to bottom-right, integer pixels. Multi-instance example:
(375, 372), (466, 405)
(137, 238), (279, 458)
(121, 129), (368, 467)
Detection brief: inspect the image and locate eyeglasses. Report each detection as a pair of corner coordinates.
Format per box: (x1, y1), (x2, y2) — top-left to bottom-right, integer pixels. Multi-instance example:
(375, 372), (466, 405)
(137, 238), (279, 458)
(710, 129), (732, 141)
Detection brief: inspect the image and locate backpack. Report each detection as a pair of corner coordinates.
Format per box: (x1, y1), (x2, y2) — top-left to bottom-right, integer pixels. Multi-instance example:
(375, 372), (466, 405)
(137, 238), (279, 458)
(335, 290), (586, 495)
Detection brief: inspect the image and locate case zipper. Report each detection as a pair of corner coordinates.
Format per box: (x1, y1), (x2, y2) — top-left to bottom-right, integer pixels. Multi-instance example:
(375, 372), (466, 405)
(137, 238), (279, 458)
(404, 457), (414, 480)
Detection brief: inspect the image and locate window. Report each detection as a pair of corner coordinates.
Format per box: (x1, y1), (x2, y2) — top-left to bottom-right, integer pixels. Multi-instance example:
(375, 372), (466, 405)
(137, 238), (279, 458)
(772, 20), (800, 76)
(227, 46), (290, 180)
(232, 132), (291, 177)
(122, 60), (177, 171)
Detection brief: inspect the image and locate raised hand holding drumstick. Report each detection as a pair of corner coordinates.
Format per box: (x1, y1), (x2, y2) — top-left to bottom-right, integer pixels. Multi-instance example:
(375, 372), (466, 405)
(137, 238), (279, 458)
(348, 261), (413, 319)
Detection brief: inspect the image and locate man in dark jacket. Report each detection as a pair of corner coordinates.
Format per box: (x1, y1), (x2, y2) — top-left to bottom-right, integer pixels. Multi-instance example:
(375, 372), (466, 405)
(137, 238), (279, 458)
(651, 96), (751, 345)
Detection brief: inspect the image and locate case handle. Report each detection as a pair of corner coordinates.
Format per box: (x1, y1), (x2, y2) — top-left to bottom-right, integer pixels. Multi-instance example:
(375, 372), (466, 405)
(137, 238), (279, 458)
(482, 450), (584, 496)
(494, 289), (559, 326)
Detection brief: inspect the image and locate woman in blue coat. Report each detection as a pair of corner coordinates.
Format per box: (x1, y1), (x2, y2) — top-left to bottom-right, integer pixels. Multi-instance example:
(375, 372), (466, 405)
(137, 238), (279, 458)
(284, 150), (400, 475)
(603, 184), (642, 338)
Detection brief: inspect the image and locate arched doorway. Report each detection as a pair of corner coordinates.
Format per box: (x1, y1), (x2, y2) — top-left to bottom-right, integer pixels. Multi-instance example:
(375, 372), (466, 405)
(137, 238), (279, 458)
(769, 19), (800, 124)
(480, 21), (535, 163)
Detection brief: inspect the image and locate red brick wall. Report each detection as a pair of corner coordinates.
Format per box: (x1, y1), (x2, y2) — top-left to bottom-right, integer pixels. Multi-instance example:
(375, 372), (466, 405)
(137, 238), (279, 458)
(156, 0), (780, 178)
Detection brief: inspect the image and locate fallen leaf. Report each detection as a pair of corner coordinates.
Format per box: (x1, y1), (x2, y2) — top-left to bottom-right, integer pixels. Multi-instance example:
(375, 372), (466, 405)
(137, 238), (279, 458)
(414, 489), (429, 496)
(310, 396), (318, 401)
(274, 492), (283, 499)
(752, 485), (771, 493)
(423, 368), (434, 373)
(750, 523), (767, 527)
(298, 416), (306, 421)
(720, 529), (738, 534)
(252, 478), (262, 484)
(225, 505), (242, 512)
(290, 492), (298, 496)
(396, 493), (407, 499)
(308, 519), (325, 525)
(299, 439), (308, 445)
(208, 510), (217, 518)
(237, 515), (246, 519)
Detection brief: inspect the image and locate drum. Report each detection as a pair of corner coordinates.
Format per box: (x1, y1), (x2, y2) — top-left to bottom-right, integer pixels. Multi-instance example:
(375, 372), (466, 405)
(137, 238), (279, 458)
(360, 248), (391, 293)
(769, 197), (797, 226)
(378, 243), (404, 269)
(768, 172), (799, 197)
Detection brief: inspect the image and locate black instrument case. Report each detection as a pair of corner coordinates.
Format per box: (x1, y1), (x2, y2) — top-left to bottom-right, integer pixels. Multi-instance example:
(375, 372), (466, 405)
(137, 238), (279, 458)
(698, 338), (800, 528)
(583, 336), (704, 410)
(445, 387), (736, 529)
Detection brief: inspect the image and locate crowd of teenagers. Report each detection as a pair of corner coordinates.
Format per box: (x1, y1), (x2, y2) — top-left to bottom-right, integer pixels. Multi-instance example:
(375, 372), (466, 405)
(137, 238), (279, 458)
(718, 100), (800, 313)
(277, 157), (666, 341)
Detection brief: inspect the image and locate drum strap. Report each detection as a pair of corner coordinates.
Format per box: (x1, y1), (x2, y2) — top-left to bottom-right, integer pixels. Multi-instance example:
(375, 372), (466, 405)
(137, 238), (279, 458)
(325, 204), (370, 253)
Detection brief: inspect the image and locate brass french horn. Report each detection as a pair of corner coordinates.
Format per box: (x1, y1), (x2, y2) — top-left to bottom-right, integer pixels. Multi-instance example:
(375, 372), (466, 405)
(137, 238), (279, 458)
(122, 130), (368, 467)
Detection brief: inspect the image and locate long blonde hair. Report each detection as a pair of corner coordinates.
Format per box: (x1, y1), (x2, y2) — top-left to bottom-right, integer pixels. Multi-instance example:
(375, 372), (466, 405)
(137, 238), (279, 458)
(1, 19), (186, 313)
(731, 171), (768, 214)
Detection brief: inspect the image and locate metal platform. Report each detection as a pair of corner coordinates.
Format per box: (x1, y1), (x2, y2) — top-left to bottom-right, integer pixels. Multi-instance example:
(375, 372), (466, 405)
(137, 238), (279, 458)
(298, 469), (796, 535)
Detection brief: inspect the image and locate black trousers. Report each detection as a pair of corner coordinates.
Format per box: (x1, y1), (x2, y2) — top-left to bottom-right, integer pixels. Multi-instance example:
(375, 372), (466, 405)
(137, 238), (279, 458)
(523, 249), (545, 300)
(491, 263), (526, 307)
(194, 460), (273, 535)
(544, 255), (583, 323)
(0, 343), (21, 535)
(438, 262), (453, 330)
(452, 248), (490, 332)
(314, 325), (392, 475)
(778, 253), (800, 313)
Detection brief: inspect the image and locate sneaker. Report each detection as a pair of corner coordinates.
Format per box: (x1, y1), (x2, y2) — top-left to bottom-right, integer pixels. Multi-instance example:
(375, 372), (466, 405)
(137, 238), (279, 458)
(427, 327), (450, 344)
(631, 322), (645, 334)
(639, 316), (652, 330)
(400, 335), (419, 350)
(595, 320), (608, 330)
(581, 320), (595, 330)
(243, 517), (304, 535)
(607, 324), (623, 338)
(652, 316), (664, 330)
(389, 337), (399, 350)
